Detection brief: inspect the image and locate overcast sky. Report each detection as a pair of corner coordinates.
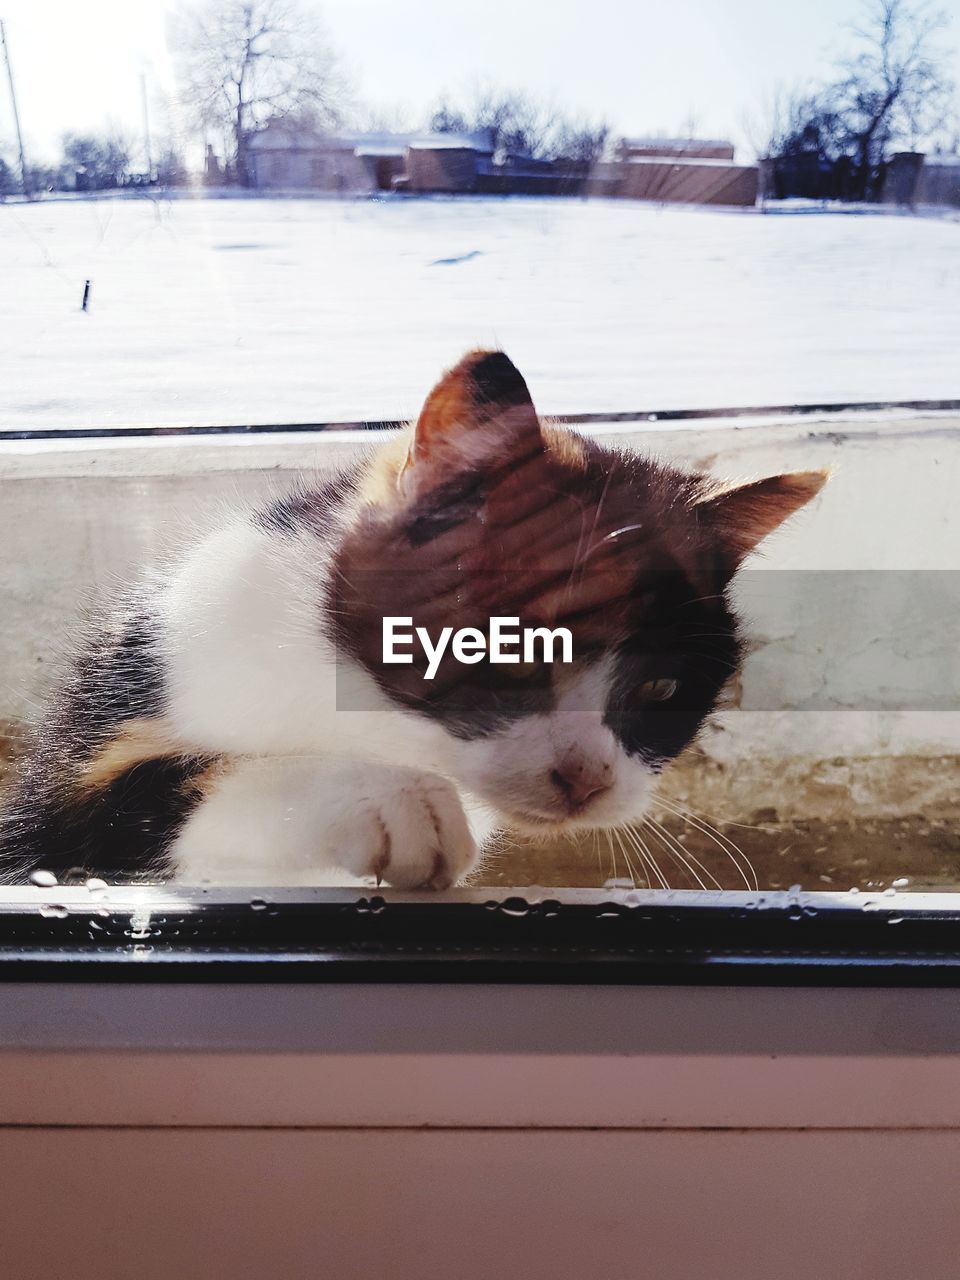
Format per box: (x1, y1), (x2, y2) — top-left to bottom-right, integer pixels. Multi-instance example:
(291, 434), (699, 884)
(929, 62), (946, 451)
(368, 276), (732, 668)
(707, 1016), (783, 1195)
(1, 0), (959, 164)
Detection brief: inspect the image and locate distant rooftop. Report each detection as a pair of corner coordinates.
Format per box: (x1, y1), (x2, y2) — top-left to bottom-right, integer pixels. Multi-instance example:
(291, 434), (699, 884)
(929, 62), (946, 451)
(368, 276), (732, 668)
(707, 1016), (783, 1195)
(621, 136), (734, 150)
(249, 123), (494, 156)
(618, 137), (736, 162)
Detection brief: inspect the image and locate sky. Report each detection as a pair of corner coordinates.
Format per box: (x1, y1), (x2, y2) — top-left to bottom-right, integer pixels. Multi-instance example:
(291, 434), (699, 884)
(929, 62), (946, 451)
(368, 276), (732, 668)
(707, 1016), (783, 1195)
(1, 0), (959, 165)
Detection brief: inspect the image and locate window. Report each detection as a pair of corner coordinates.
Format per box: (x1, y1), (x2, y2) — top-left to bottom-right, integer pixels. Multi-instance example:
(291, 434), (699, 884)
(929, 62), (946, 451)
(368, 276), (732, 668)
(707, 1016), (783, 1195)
(0, 0), (959, 979)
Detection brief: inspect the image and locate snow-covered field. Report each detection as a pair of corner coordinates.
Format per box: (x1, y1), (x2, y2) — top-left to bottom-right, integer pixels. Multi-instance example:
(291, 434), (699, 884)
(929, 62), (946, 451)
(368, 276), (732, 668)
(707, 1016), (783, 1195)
(2, 195), (959, 429)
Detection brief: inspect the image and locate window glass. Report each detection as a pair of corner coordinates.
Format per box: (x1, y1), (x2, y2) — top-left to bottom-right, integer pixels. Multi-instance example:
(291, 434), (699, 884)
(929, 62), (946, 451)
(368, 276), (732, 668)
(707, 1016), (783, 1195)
(0, 0), (958, 914)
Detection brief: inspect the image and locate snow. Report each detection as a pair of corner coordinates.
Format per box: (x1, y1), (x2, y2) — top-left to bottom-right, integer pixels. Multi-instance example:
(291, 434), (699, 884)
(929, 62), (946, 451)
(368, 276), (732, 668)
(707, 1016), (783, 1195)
(1, 195), (959, 430)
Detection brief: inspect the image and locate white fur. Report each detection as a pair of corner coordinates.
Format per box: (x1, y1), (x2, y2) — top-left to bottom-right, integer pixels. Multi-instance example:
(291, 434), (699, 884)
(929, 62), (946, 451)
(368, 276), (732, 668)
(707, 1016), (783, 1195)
(158, 515), (657, 887)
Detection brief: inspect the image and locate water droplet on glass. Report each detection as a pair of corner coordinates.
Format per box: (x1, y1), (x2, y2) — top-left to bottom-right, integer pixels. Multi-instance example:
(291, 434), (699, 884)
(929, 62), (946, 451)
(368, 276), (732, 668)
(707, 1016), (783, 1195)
(500, 897), (529, 918)
(85, 877), (108, 894)
(883, 887), (897, 898)
(250, 898), (268, 911)
(29, 870), (57, 888)
(891, 878), (910, 889)
(39, 904), (68, 919)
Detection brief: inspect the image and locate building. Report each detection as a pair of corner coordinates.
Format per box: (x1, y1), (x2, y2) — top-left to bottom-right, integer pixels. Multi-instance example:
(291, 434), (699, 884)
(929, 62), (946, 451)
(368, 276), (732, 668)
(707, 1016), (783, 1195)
(246, 122), (758, 207)
(611, 137), (758, 206)
(248, 122), (493, 194)
(247, 123), (400, 192)
(883, 151), (960, 208)
(396, 132), (495, 193)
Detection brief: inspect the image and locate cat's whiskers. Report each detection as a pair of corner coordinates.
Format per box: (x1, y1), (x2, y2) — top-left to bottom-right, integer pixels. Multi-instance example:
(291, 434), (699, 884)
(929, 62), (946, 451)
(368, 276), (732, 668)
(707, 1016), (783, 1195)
(562, 460), (620, 611)
(683, 651), (741, 673)
(632, 817), (703, 889)
(556, 491), (594, 616)
(619, 822), (669, 890)
(609, 824), (624, 885)
(640, 815), (724, 891)
(613, 824), (643, 888)
(618, 826), (650, 891)
(654, 795), (758, 891)
(676, 593), (727, 610)
(612, 825), (642, 889)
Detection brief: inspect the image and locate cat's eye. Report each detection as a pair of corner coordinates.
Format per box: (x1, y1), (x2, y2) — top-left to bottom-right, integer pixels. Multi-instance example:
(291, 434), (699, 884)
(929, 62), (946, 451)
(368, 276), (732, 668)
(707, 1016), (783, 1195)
(637, 677), (679, 703)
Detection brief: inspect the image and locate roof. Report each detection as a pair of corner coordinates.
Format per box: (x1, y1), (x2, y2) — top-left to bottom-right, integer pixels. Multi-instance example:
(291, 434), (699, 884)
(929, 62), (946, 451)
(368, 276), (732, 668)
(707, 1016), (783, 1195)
(406, 131), (494, 153)
(626, 155), (752, 170)
(248, 124), (494, 156)
(620, 136), (734, 151)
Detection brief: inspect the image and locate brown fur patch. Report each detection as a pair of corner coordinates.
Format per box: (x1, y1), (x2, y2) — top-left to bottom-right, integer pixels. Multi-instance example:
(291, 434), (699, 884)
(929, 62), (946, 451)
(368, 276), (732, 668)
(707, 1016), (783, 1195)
(356, 430), (413, 508)
(77, 718), (182, 794)
(542, 421), (589, 470)
(181, 755), (230, 805)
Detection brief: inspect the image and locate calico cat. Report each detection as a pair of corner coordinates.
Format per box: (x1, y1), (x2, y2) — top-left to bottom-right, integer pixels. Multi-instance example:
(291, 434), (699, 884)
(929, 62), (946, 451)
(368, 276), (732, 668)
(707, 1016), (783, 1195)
(0, 351), (824, 887)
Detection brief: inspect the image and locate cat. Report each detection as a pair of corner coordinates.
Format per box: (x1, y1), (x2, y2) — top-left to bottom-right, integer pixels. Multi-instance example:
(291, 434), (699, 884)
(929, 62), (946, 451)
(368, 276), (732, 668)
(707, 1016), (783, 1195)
(0, 350), (825, 888)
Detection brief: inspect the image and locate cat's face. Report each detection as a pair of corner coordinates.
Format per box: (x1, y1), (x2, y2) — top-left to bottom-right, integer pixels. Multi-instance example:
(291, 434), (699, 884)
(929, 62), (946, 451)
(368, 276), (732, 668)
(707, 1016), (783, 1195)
(332, 351), (824, 834)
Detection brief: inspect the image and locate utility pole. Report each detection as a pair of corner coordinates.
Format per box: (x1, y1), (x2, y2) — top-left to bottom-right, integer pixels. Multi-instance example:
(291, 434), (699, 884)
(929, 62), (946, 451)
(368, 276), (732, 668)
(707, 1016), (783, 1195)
(0, 18), (29, 195)
(140, 72), (153, 180)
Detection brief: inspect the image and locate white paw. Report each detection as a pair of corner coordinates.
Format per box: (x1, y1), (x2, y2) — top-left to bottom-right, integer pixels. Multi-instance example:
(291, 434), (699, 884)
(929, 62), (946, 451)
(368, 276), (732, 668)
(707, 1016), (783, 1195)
(331, 772), (479, 890)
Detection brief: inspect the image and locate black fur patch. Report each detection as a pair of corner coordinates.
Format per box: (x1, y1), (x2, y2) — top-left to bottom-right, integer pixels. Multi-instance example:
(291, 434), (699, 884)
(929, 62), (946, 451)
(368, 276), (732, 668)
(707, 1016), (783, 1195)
(254, 468), (359, 538)
(0, 604), (202, 883)
(0, 753), (213, 883)
(406, 468), (489, 545)
(604, 573), (741, 765)
(470, 351), (533, 410)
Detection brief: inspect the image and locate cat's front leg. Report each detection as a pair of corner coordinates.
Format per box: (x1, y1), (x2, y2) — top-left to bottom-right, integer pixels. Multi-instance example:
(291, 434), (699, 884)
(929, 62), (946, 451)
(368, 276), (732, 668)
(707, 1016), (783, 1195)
(169, 757), (479, 888)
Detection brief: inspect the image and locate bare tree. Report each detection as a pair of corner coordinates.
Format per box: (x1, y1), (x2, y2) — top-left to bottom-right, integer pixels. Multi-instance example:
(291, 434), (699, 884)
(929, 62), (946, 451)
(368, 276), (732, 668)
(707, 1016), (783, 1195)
(762, 0), (954, 198)
(428, 98), (469, 135)
(60, 131), (132, 190)
(833, 0), (953, 187)
(549, 117), (610, 165)
(169, 0), (346, 186)
(429, 84), (610, 164)
(763, 88), (847, 162)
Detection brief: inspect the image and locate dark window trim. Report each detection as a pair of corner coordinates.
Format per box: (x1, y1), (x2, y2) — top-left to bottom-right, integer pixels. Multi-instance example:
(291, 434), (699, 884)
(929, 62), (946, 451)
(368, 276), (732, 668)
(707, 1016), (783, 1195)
(3, 398), (960, 441)
(2, 887), (960, 985)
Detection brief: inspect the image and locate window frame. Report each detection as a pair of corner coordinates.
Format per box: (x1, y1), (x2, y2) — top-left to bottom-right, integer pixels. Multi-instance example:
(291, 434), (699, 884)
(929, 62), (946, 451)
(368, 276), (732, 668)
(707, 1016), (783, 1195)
(2, 885), (960, 985)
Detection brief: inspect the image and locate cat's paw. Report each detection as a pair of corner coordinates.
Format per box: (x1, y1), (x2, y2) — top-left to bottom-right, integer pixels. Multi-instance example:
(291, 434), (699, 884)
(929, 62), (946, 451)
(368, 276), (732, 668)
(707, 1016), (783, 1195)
(331, 772), (478, 890)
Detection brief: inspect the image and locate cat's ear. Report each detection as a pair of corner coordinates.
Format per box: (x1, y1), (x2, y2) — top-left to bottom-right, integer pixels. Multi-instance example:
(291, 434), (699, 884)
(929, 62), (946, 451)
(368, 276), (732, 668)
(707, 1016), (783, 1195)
(401, 350), (544, 489)
(697, 470), (828, 573)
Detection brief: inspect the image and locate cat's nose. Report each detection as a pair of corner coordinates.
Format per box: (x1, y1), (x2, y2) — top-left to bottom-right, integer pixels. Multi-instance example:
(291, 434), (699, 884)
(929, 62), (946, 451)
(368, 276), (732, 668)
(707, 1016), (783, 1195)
(550, 759), (614, 813)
